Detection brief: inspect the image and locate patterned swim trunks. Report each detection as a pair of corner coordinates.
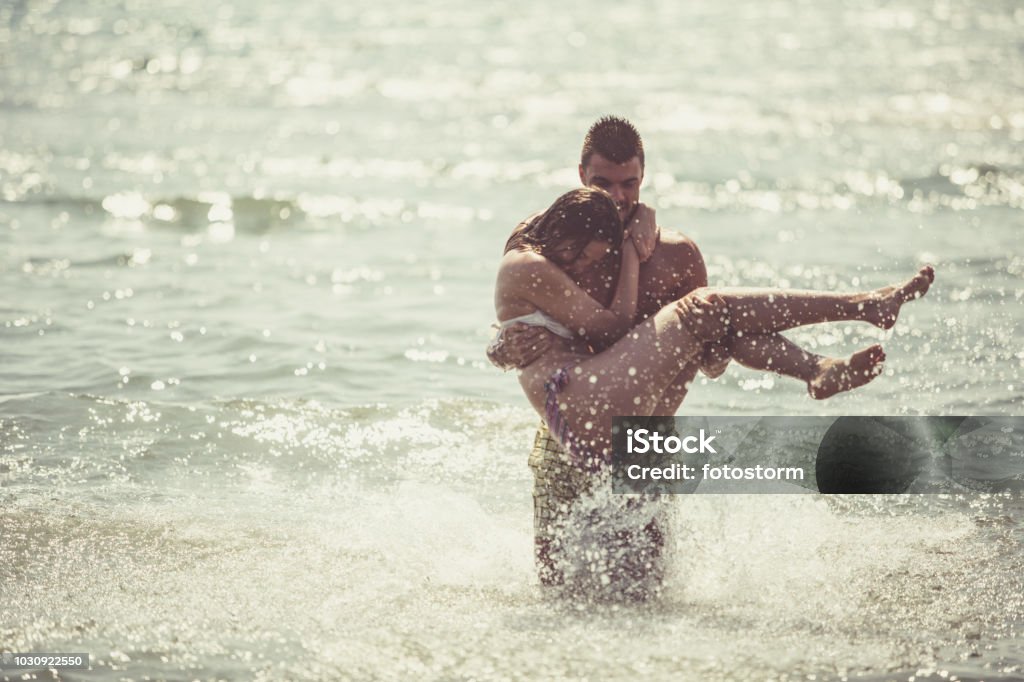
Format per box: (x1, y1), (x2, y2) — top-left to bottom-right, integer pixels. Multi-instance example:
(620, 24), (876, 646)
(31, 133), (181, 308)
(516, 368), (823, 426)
(528, 421), (665, 599)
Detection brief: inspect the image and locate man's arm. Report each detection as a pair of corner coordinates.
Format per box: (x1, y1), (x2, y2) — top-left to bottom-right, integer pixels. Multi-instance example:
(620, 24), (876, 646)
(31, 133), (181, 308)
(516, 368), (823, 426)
(635, 232), (732, 379)
(486, 323), (556, 370)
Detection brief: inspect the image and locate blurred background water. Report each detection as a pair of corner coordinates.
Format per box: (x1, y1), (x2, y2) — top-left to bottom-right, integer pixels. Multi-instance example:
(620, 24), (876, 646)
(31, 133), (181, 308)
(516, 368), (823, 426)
(1, 0), (1022, 679)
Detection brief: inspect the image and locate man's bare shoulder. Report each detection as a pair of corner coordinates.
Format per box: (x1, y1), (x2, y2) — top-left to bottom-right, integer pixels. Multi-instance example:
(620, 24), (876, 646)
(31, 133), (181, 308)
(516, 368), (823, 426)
(639, 229), (708, 301)
(655, 229), (702, 258)
(648, 229), (705, 273)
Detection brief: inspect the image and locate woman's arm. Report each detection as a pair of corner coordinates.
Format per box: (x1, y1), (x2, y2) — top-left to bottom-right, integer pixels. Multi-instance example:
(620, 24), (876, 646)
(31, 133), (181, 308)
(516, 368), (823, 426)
(607, 237), (640, 333)
(497, 240), (641, 347)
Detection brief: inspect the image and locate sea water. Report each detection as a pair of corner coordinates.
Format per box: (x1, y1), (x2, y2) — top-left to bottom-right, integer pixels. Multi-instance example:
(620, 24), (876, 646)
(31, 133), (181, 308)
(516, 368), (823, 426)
(2, 0), (1022, 679)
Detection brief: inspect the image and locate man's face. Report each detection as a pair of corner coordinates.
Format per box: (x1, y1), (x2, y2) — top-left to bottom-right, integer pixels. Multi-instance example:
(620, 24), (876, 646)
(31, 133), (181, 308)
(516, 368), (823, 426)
(579, 153), (643, 222)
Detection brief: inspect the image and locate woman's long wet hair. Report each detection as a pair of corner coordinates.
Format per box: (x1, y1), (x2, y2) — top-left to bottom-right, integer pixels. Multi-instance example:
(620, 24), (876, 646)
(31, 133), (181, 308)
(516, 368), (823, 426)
(504, 187), (624, 264)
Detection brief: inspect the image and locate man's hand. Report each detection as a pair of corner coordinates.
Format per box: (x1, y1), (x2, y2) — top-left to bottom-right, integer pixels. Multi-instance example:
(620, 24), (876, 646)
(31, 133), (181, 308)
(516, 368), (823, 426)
(675, 293), (729, 342)
(699, 340), (732, 379)
(486, 323), (556, 370)
(627, 203), (659, 262)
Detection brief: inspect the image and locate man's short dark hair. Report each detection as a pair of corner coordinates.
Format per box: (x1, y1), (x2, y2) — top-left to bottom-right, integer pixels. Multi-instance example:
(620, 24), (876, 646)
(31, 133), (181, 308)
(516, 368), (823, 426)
(581, 116), (645, 170)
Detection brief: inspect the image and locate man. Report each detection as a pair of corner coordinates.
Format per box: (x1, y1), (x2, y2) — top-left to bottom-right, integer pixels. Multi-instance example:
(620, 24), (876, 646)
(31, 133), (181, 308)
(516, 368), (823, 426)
(490, 116), (885, 593)
(489, 116), (722, 594)
(490, 116), (724, 407)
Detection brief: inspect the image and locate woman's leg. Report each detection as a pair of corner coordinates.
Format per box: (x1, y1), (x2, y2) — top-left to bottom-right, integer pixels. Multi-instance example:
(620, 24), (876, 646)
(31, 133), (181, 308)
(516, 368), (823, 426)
(552, 265), (934, 460)
(553, 297), (718, 457)
(725, 332), (887, 399)
(696, 267), (932, 398)
(653, 364), (699, 416)
(694, 266), (934, 334)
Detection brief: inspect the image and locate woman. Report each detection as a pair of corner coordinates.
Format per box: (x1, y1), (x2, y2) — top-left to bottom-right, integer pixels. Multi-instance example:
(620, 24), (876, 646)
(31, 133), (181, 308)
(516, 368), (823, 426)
(495, 187), (933, 472)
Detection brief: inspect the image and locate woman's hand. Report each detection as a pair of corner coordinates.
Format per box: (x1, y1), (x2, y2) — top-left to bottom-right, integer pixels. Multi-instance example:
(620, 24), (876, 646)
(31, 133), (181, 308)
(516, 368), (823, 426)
(626, 204), (658, 262)
(621, 229), (641, 264)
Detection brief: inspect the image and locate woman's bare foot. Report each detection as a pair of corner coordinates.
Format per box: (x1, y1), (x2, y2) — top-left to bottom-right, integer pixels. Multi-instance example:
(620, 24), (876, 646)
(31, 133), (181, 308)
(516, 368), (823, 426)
(808, 345), (886, 399)
(859, 265), (935, 329)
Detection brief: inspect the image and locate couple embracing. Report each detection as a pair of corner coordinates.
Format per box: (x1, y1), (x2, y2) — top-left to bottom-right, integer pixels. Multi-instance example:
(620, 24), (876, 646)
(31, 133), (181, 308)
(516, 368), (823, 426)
(489, 116), (933, 598)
